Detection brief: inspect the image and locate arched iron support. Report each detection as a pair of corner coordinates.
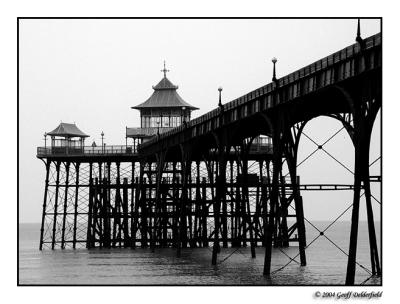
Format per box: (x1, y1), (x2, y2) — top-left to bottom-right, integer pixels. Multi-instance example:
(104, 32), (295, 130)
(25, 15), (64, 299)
(283, 120), (308, 265)
(345, 86), (382, 285)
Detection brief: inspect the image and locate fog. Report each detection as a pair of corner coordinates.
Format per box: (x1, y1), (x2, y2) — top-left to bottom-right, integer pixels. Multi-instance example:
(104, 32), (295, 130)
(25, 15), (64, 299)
(19, 18), (381, 223)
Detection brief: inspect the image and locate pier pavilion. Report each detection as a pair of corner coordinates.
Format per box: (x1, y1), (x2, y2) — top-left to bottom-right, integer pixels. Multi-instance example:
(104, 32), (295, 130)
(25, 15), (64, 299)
(41, 122), (89, 155)
(126, 62), (198, 149)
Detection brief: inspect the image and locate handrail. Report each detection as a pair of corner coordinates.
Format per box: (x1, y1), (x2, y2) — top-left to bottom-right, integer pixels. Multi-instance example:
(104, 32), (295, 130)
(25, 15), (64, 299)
(37, 140), (273, 157)
(37, 145), (137, 157)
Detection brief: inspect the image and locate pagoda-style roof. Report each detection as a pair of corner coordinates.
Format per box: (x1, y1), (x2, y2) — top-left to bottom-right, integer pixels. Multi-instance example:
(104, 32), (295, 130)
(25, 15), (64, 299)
(47, 122), (89, 138)
(152, 77), (178, 90)
(132, 64), (199, 110)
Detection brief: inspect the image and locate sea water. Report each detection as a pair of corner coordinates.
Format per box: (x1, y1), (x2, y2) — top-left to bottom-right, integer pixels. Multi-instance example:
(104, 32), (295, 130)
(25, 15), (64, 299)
(18, 221), (381, 285)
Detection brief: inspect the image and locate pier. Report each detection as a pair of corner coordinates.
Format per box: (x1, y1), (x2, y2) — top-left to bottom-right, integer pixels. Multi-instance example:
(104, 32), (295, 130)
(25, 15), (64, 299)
(37, 24), (381, 285)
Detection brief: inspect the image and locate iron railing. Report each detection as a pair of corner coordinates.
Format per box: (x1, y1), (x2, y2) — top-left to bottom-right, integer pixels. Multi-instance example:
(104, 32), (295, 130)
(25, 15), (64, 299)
(37, 140), (273, 157)
(207, 140), (273, 155)
(37, 145), (137, 157)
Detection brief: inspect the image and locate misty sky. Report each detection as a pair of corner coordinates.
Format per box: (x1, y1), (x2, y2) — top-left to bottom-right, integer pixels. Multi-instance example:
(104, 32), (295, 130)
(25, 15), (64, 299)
(19, 18), (381, 224)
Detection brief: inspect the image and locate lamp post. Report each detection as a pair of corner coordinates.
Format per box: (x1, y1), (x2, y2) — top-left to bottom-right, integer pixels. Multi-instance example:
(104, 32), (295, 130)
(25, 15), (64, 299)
(44, 132), (47, 148)
(218, 87), (223, 107)
(101, 131), (104, 153)
(272, 57), (277, 82)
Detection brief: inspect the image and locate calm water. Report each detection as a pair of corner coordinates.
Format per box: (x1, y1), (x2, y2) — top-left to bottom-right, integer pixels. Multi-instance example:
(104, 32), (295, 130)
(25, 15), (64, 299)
(18, 221), (381, 285)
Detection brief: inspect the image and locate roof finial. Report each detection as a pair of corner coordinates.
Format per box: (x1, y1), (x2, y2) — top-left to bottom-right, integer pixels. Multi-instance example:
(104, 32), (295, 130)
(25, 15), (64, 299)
(161, 60), (170, 78)
(356, 18), (363, 45)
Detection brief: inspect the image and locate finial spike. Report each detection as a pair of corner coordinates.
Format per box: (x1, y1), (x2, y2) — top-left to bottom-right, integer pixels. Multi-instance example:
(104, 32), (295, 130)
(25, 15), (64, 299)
(161, 60), (170, 78)
(356, 18), (363, 45)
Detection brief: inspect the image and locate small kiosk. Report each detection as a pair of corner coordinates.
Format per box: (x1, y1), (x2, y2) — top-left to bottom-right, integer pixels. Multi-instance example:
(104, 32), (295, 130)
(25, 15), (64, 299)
(46, 122), (89, 155)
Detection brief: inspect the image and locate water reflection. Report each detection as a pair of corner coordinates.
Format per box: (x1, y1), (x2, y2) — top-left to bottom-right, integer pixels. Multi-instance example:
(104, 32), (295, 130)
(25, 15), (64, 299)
(19, 222), (381, 285)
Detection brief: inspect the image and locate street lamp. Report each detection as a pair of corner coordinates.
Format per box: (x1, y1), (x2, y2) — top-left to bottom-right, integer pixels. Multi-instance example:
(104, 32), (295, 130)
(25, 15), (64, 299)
(271, 57), (277, 82)
(218, 87), (223, 107)
(101, 131), (104, 153)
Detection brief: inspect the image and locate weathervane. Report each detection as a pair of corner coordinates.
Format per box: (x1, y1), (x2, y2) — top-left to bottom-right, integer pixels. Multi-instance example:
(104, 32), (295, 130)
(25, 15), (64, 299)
(161, 60), (170, 78)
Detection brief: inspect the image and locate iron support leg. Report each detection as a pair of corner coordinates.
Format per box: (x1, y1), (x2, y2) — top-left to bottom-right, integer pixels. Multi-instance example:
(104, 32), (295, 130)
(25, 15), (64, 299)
(51, 162), (61, 250)
(73, 163), (80, 249)
(86, 175), (94, 248)
(61, 162), (70, 249)
(264, 132), (282, 275)
(39, 161), (51, 250)
(363, 172), (381, 276)
(212, 151), (226, 265)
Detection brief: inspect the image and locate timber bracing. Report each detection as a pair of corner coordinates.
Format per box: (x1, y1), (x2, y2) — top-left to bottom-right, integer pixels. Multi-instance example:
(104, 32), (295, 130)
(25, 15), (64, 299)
(39, 156), (306, 250)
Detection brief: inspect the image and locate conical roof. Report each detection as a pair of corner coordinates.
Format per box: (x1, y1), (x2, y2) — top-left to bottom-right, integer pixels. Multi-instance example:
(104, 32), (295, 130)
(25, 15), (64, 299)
(132, 71), (198, 110)
(47, 122), (89, 138)
(152, 77), (178, 90)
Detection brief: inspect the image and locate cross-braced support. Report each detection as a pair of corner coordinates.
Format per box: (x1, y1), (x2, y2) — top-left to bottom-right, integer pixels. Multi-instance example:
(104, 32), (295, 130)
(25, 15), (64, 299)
(177, 145), (192, 257)
(262, 111), (307, 275)
(263, 123), (282, 275)
(235, 139), (257, 258)
(340, 89), (381, 284)
(211, 144), (228, 265)
(282, 122), (308, 266)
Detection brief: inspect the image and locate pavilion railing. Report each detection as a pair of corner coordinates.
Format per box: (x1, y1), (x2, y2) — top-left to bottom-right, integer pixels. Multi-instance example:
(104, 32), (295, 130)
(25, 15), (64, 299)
(37, 140), (272, 157)
(37, 145), (137, 157)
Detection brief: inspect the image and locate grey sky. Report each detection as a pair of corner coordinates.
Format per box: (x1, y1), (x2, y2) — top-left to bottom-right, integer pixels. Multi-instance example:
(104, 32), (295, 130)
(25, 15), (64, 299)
(19, 18), (381, 223)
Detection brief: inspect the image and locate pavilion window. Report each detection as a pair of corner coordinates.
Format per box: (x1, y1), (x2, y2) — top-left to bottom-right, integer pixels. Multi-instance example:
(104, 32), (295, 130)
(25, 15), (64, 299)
(162, 116), (169, 127)
(155, 116), (161, 127)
